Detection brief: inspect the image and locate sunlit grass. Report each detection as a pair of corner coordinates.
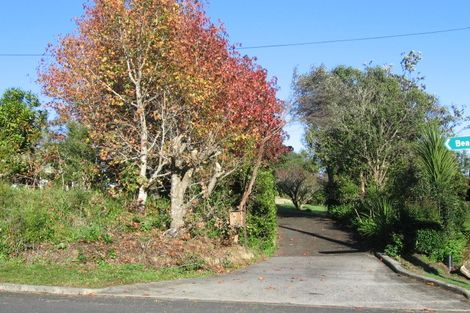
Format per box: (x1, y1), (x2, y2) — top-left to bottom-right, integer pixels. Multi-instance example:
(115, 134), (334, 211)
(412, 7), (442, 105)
(0, 260), (211, 288)
(275, 197), (327, 216)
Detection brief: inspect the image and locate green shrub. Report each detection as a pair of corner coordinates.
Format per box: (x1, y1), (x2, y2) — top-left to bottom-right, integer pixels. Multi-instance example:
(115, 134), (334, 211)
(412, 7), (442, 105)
(415, 124), (467, 231)
(337, 177), (361, 204)
(0, 206), (55, 253)
(399, 205), (443, 254)
(329, 203), (355, 222)
(442, 234), (467, 264)
(415, 229), (445, 261)
(384, 233), (404, 257)
(310, 189), (326, 206)
(246, 170), (277, 255)
(416, 229), (467, 263)
(141, 198), (172, 231)
(356, 217), (378, 239)
(347, 193), (400, 249)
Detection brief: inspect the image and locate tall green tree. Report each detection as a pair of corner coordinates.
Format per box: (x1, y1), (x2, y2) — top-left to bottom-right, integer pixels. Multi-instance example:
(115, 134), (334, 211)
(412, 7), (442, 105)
(0, 88), (47, 181)
(294, 60), (444, 197)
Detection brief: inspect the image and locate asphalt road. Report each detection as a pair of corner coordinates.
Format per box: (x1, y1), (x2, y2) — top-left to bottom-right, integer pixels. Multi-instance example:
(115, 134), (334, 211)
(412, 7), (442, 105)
(0, 292), (447, 313)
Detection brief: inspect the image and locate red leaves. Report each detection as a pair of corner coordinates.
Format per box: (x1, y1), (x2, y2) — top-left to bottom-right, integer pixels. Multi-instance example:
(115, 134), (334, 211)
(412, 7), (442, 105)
(39, 0), (286, 194)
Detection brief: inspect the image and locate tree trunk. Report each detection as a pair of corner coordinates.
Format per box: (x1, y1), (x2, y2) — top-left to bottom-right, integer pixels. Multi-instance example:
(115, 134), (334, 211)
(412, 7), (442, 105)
(169, 169), (193, 232)
(326, 166), (336, 205)
(136, 83), (148, 211)
(237, 144), (265, 226)
(293, 198), (300, 210)
(359, 172), (366, 195)
(205, 162), (223, 198)
(137, 185), (148, 208)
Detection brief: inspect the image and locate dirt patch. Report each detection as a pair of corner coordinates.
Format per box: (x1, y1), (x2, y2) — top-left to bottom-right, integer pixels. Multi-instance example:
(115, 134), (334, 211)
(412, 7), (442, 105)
(20, 230), (254, 273)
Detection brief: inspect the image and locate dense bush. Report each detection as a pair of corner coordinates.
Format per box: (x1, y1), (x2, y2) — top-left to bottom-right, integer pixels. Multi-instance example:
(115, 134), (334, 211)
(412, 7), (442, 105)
(384, 233), (405, 257)
(0, 183), (128, 256)
(415, 229), (446, 260)
(356, 195), (398, 243)
(328, 186), (401, 249)
(414, 228), (467, 264)
(336, 177), (361, 204)
(0, 164), (283, 258)
(310, 189), (326, 206)
(355, 217), (379, 239)
(186, 183), (236, 240)
(329, 203), (356, 223)
(54, 122), (99, 189)
(442, 234), (467, 264)
(0, 89), (47, 182)
(246, 170), (278, 255)
(415, 125), (466, 231)
(0, 205), (55, 254)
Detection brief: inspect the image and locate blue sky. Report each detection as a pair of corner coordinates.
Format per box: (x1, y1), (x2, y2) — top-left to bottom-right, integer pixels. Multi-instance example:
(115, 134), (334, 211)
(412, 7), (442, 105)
(1, 1), (469, 150)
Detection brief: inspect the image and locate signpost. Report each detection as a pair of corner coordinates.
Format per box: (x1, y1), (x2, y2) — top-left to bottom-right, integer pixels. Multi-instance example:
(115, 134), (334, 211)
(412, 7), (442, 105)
(445, 136), (470, 151)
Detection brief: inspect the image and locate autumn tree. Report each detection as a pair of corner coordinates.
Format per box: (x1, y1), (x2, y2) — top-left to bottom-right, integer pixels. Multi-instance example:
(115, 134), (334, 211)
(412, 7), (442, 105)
(40, 0), (185, 207)
(40, 0), (285, 232)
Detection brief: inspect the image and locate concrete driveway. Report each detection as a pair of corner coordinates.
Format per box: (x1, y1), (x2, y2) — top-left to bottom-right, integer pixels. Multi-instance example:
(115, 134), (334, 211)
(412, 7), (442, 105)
(99, 210), (470, 312)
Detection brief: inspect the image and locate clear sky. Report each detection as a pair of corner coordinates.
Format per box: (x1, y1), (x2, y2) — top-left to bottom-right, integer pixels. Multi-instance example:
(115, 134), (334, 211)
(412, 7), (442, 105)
(1, 1), (469, 150)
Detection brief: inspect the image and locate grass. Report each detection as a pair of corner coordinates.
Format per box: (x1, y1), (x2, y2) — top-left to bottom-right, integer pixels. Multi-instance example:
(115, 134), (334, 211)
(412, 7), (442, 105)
(0, 184), (173, 255)
(303, 204), (328, 213)
(0, 259), (211, 288)
(275, 197), (327, 216)
(0, 184), (214, 288)
(424, 271), (470, 290)
(399, 255), (470, 291)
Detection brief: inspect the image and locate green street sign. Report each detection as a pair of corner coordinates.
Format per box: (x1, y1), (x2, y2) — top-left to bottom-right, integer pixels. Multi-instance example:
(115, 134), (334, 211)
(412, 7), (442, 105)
(445, 136), (470, 151)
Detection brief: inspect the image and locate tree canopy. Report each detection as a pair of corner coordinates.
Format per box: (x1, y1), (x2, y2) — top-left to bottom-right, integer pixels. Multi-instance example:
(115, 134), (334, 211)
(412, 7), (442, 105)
(0, 88), (47, 180)
(39, 0), (285, 231)
(294, 63), (443, 193)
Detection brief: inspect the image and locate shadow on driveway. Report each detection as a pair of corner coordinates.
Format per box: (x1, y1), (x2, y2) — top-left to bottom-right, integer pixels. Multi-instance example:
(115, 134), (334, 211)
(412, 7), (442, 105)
(278, 225), (366, 255)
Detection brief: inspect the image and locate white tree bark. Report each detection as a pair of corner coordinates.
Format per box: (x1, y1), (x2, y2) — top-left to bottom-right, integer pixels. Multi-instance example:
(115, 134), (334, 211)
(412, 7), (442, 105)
(169, 169), (193, 231)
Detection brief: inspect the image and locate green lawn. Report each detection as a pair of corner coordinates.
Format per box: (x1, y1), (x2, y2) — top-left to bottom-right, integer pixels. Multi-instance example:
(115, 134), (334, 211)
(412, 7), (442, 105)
(275, 198), (327, 216)
(424, 271), (470, 290)
(399, 255), (470, 291)
(303, 204), (328, 213)
(0, 260), (211, 288)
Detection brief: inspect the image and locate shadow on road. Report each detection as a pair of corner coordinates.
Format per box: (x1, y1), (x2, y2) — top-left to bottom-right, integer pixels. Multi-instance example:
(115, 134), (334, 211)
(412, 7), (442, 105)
(279, 225), (364, 253)
(318, 250), (366, 255)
